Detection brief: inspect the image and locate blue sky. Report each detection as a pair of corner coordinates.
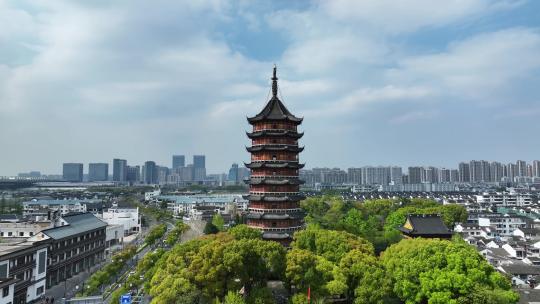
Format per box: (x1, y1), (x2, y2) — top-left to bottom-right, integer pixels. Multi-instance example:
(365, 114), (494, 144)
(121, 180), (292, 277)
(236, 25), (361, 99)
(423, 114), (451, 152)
(1, 0), (539, 175)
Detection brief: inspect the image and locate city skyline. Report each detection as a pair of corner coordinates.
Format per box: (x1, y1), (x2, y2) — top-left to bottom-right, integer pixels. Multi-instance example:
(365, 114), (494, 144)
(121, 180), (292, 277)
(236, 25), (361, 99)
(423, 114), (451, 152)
(2, 1), (540, 176)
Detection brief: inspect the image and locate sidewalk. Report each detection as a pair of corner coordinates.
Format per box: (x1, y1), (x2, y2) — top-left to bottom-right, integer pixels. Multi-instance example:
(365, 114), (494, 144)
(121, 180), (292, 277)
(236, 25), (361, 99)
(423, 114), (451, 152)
(44, 261), (107, 302)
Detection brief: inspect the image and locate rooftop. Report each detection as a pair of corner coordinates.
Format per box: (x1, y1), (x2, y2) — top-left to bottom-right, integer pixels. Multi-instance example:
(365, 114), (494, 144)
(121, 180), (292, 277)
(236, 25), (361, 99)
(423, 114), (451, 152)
(41, 213), (106, 240)
(247, 67), (302, 124)
(399, 214), (453, 237)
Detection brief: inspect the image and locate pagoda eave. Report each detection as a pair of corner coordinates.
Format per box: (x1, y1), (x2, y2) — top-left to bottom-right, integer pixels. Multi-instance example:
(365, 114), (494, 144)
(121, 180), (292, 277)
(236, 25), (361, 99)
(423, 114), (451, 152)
(246, 131), (304, 139)
(244, 162), (305, 169)
(246, 145), (304, 153)
(248, 178), (305, 185)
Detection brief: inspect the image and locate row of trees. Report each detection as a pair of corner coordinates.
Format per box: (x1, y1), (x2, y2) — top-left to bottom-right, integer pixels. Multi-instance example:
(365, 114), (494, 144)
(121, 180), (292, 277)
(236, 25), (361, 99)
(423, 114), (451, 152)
(81, 246), (137, 296)
(301, 196), (468, 253)
(165, 220), (190, 246)
(145, 224), (167, 246)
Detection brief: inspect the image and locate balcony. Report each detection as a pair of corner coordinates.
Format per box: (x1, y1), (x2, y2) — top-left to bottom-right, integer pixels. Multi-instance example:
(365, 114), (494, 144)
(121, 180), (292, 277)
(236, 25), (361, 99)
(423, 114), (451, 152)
(10, 260), (35, 274)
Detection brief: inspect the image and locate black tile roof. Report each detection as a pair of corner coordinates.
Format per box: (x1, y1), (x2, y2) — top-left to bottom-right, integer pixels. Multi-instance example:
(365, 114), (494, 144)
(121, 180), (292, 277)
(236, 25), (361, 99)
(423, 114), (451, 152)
(399, 214), (453, 237)
(247, 67), (302, 124)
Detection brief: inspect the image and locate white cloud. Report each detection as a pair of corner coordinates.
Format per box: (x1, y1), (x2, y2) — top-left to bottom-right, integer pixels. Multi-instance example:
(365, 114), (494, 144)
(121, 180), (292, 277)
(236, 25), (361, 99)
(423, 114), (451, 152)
(390, 28), (540, 99)
(320, 0), (524, 33)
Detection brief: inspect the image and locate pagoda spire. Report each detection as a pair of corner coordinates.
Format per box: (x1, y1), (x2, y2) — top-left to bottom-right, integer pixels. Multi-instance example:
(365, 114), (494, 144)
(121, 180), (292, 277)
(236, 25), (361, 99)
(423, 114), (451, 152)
(272, 64), (278, 98)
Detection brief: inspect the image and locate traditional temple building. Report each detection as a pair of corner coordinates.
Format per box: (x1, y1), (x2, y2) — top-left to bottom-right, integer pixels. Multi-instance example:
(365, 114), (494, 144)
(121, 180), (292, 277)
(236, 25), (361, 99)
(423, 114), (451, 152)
(245, 66), (305, 245)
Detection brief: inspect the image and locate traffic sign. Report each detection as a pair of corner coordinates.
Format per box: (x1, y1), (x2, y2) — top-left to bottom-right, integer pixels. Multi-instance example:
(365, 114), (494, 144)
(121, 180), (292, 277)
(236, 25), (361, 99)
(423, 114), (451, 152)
(120, 294), (131, 304)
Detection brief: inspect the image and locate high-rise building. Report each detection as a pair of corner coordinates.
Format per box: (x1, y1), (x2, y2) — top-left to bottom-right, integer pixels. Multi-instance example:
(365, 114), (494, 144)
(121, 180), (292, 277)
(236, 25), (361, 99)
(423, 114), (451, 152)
(408, 167), (422, 184)
(127, 165), (141, 183)
(157, 166), (169, 184)
(245, 66), (304, 245)
(390, 166), (403, 185)
(490, 162), (504, 183)
(458, 162), (470, 183)
(113, 159), (127, 182)
(526, 164), (533, 178)
(180, 165), (194, 182)
(533, 160), (540, 177)
(516, 160), (527, 177)
(347, 168), (363, 184)
(470, 160), (490, 183)
(63, 163), (83, 182)
(228, 163), (240, 184)
(421, 167), (439, 183)
(505, 163), (517, 182)
(439, 168), (451, 183)
(192, 155), (206, 181)
(143, 161), (157, 184)
(450, 169), (459, 182)
(172, 155), (185, 169)
(193, 155), (205, 169)
(88, 163), (109, 181)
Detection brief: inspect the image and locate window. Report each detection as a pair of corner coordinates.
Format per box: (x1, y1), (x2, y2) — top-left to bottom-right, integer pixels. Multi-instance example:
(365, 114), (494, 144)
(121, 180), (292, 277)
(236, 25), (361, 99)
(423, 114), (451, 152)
(272, 222), (277, 227)
(2, 287), (8, 297)
(0, 264), (7, 278)
(36, 286), (44, 296)
(19, 232), (24, 237)
(7, 232), (12, 237)
(29, 232), (34, 236)
(38, 251), (46, 274)
(272, 155), (277, 160)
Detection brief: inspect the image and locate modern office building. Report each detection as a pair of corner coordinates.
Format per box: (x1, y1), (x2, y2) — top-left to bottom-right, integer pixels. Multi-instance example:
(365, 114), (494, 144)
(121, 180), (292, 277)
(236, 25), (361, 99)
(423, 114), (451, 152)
(245, 67), (305, 245)
(143, 161), (157, 184)
(193, 155), (205, 169)
(192, 155), (206, 182)
(62, 163), (83, 182)
(112, 159), (127, 182)
(228, 163), (240, 184)
(29, 213), (106, 289)
(157, 166), (169, 184)
(88, 163), (109, 182)
(126, 165), (141, 183)
(172, 155), (185, 169)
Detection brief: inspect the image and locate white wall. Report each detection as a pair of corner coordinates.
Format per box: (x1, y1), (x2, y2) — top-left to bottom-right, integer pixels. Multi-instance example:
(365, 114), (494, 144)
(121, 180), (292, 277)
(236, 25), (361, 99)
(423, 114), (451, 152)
(0, 284), (15, 304)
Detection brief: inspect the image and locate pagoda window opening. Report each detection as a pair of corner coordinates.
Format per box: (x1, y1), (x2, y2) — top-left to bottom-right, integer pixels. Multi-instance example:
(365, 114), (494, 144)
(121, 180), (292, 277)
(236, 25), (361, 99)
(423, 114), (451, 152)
(273, 171), (276, 176)
(272, 222), (277, 227)
(272, 155), (277, 160)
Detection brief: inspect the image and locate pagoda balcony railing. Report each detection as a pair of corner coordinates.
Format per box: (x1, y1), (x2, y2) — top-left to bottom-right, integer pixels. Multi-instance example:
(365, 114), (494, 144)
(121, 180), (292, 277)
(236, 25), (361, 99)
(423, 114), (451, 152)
(251, 143), (297, 147)
(254, 226), (304, 232)
(249, 191), (300, 195)
(249, 208), (302, 213)
(250, 175), (301, 179)
(251, 160), (299, 163)
(253, 128), (297, 132)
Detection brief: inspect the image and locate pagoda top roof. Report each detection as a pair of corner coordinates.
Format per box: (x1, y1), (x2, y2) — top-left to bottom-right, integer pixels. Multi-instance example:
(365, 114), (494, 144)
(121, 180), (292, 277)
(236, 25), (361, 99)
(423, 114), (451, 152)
(248, 66), (302, 124)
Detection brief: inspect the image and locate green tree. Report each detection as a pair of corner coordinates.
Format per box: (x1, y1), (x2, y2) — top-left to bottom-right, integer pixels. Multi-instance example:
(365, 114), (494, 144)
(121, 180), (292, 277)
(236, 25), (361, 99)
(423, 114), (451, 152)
(381, 238), (518, 304)
(224, 291), (245, 304)
(229, 224), (261, 240)
(212, 213), (226, 231)
(204, 221), (219, 234)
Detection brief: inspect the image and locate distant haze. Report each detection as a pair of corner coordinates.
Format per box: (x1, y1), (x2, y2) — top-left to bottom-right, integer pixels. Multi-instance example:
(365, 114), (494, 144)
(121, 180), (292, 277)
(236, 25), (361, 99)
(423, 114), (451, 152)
(1, 1), (540, 175)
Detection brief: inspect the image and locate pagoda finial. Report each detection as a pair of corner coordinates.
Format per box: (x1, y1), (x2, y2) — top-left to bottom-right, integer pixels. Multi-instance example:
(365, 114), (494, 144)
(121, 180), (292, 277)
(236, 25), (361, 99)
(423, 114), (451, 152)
(272, 64), (278, 98)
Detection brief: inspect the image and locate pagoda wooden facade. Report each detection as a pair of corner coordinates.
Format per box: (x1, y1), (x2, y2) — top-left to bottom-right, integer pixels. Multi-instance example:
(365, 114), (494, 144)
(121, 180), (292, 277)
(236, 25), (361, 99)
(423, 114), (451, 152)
(245, 66), (305, 245)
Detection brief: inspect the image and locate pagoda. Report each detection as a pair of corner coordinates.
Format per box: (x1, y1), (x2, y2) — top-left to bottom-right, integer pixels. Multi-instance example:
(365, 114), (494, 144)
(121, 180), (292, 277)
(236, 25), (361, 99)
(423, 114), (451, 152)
(245, 66), (305, 245)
